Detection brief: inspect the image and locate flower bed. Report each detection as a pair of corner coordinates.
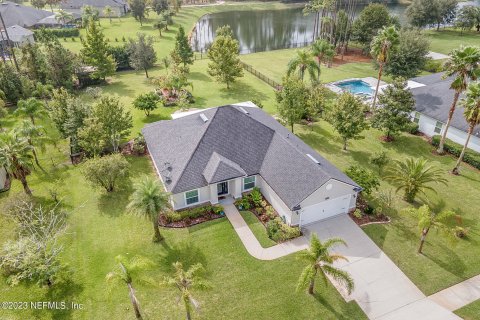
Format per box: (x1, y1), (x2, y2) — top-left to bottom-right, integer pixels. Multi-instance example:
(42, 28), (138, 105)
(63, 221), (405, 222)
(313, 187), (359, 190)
(235, 187), (301, 243)
(160, 204), (225, 228)
(349, 197), (390, 226)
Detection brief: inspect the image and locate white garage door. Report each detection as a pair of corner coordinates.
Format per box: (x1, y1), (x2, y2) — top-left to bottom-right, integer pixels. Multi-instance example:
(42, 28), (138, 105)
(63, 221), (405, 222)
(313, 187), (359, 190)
(299, 195), (352, 226)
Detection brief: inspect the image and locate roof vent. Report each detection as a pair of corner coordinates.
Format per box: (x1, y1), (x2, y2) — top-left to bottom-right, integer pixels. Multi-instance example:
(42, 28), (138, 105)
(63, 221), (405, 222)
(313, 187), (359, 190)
(199, 113), (208, 123)
(306, 154), (320, 164)
(165, 177), (172, 184)
(239, 106), (249, 115)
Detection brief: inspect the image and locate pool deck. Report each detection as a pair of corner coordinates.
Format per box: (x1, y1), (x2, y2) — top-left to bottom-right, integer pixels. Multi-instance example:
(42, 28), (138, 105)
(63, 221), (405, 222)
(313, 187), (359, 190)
(326, 77), (387, 95)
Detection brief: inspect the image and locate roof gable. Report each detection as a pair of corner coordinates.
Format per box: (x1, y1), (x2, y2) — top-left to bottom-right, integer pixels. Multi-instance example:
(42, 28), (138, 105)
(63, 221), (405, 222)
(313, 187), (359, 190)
(203, 152), (246, 184)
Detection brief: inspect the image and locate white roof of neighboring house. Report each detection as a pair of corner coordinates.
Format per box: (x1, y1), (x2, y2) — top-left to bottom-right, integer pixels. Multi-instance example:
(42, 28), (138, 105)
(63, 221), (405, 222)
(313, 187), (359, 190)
(1, 25), (33, 43)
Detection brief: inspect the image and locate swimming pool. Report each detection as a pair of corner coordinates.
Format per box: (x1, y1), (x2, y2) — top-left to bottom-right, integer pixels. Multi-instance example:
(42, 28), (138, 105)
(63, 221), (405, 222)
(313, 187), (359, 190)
(336, 80), (374, 95)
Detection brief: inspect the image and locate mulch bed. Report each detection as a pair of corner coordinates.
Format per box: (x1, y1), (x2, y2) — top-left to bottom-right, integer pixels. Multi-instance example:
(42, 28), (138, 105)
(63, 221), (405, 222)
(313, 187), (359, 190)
(158, 212), (224, 228)
(332, 48), (372, 66)
(349, 211), (390, 226)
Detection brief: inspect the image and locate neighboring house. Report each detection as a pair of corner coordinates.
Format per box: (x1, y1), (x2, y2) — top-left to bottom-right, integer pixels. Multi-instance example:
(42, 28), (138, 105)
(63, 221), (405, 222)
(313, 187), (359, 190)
(60, 0), (130, 17)
(1, 25), (34, 48)
(409, 73), (480, 152)
(143, 103), (361, 227)
(35, 12), (82, 28)
(0, 1), (51, 28)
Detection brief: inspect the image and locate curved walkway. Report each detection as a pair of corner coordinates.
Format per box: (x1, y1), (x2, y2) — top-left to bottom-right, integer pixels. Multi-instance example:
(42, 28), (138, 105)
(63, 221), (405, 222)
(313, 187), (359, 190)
(223, 204), (308, 260)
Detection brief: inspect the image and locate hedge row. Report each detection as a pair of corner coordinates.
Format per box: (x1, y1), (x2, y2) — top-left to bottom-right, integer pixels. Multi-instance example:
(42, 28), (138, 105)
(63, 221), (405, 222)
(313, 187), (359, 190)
(34, 28), (80, 38)
(431, 135), (480, 169)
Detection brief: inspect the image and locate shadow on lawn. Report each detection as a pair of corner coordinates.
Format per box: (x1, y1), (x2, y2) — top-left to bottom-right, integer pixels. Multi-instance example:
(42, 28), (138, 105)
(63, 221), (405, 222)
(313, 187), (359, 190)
(41, 277), (84, 320)
(424, 243), (467, 278)
(314, 291), (355, 320)
(98, 186), (133, 217)
(218, 81), (270, 104)
(158, 240), (208, 274)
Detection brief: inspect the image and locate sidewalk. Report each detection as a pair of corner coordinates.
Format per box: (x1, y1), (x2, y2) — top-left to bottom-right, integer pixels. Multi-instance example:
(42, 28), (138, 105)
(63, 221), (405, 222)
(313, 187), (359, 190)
(428, 274), (480, 311)
(223, 204), (308, 260)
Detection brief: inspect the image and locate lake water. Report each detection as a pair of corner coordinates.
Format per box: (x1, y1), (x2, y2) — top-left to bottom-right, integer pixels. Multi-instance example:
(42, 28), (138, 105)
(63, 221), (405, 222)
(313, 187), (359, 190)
(191, 1), (479, 54)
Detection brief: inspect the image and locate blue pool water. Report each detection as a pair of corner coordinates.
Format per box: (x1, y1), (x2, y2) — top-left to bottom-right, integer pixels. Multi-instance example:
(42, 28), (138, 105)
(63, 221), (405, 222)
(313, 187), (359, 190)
(336, 80), (373, 95)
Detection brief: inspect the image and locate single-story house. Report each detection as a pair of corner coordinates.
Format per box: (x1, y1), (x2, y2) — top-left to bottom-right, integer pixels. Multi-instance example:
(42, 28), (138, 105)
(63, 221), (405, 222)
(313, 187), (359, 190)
(1, 25), (34, 48)
(0, 1), (51, 28)
(60, 0), (130, 17)
(35, 13), (82, 28)
(143, 103), (361, 227)
(409, 73), (480, 152)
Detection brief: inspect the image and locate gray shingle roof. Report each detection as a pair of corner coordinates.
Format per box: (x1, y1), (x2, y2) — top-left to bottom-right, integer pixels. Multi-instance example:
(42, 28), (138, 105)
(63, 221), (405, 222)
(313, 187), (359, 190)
(0, 1), (51, 28)
(1, 25), (32, 43)
(143, 104), (359, 210)
(411, 73), (480, 137)
(61, 0), (127, 9)
(203, 152), (246, 184)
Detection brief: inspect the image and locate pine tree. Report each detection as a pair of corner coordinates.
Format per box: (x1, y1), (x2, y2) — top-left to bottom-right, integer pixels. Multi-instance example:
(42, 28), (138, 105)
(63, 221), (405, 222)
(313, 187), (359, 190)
(207, 26), (243, 89)
(81, 18), (116, 81)
(171, 26), (194, 67)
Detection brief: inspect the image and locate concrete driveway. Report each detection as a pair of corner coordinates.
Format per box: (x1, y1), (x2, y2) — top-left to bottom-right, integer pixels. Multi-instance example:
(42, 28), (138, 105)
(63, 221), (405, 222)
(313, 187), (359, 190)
(303, 215), (460, 320)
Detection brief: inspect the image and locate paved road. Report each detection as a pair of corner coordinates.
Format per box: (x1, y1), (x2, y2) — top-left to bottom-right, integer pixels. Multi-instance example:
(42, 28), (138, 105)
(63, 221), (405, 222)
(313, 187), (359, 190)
(304, 215), (461, 320)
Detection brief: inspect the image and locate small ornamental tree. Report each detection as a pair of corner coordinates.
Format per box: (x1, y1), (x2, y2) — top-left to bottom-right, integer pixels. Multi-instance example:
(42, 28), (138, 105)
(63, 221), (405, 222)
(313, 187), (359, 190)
(77, 117), (107, 158)
(81, 18), (116, 81)
(127, 33), (158, 78)
(92, 96), (133, 152)
(276, 76), (309, 133)
(129, 0), (147, 26)
(345, 165), (380, 195)
(370, 151), (390, 174)
(171, 26), (194, 67)
(207, 25), (243, 89)
(329, 92), (369, 150)
(81, 154), (130, 192)
(133, 92), (160, 116)
(371, 78), (415, 141)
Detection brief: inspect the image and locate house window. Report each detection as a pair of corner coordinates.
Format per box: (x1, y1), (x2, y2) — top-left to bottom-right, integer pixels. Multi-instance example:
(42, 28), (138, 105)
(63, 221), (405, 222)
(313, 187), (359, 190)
(185, 190), (199, 205)
(243, 176), (256, 191)
(434, 121), (443, 134)
(413, 112), (421, 124)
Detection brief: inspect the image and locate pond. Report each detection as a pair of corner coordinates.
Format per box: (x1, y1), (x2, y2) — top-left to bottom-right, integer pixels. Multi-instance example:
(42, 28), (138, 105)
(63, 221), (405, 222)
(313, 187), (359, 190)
(191, 1), (480, 54)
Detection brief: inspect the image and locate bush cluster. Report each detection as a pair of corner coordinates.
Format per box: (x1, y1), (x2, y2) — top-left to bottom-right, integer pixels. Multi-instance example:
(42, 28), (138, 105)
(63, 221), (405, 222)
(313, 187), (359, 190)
(266, 217), (301, 242)
(431, 135), (480, 170)
(423, 59), (444, 73)
(165, 204), (223, 223)
(34, 28), (80, 38)
(404, 122), (419, 134)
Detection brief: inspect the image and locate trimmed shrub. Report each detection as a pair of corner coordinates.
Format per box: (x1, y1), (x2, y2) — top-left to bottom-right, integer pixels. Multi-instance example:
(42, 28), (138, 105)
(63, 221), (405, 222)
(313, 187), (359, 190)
(250, 187), (262, 207)
(404, 122), (419, 134)
(34, 28), (80, 38)
(107, 45), (132, 71)
(431, 135), (480, 170)
(266, 217), (300, 242)
(423, 59), (444, 73)
(345, 165), (380, 195)
(166, 211), (182, 223)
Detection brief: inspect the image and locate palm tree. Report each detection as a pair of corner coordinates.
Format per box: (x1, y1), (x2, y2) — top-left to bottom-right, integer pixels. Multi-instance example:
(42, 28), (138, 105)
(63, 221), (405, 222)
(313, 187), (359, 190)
(370, 26), (399, 111)
(297, 234), (354, 295)
(385, 157), (448, 203)
(437, 46), (480, 154)
(311, 39), (332, 79)
(127, 176), (170, 242)
(0, 131), (34, 195)
(106, 255), (153, 320)
(104, 6), (114, 23)
(15, 120), (48, 168)
(452, 82), (480, 174)
(55, 9), (74, 26)
(405, 205), (456, 254)
(32, 82), (54, 111)
(163, 262), (209, 320)
(287, 49), (320, 82)
(14, 97), (46, 125)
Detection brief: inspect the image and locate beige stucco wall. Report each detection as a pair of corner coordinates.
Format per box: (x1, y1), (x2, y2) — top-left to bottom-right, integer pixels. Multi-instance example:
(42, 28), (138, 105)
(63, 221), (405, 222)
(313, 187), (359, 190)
(171, 185), (211, 210)
(300, 179), (358, 210)
(256, 176), (294, 225)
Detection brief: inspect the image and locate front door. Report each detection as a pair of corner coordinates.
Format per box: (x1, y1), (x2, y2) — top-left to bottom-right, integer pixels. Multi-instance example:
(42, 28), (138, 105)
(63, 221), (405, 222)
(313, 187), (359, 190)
(217, 181), (228, 196)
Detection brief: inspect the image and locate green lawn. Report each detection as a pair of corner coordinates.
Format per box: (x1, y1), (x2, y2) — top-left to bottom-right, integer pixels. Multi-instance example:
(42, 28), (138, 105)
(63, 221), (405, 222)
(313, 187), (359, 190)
(426, 29), (480, 55)
(239, 211), (277, 248)
(455, 299), (480, 320)
(295, 121), (480, 296)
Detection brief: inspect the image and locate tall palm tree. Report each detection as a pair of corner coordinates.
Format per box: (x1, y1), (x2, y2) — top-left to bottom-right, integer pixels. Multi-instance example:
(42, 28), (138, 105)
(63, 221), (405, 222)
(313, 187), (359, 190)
(405, 205), (456, 254)
(370, 26), (399, 111)
(0, 131), (34, 195)
(385, 157), (448, 203)
(106, 255), (153, 320)
(437, 46), (480, 154)
(163, 262), (209, 320)
(287, 49), (320, 82)
(14, 97), (46, 125)
(15, 120), (48, 168)
(452, 82), (480, 174)
(297, 234), (354, 295)
(127, 175), (170, 242)
(104, 6), (114, 23)
(55, 9), (74, 26)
